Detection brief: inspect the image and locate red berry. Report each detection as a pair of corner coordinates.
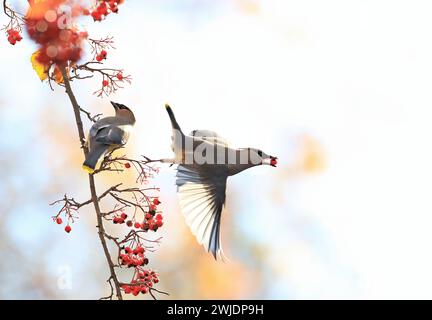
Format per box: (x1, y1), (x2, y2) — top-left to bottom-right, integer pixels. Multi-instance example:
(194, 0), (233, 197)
(121, 213), (127, 219)
(101, 50), (107, 57)
(141, 286), (148, 294)
(91, 10), (103, 21)
(145, 213), (152, 220)
(123, 285), (131, 294)
(124, 162), (131, 169)
(65, 225), (72, 233)
(102, 80), (109, 87)
(155, 220), (163, 228)
(125, 247), (132, 254)
(155, 214), (163, 220)
(270, 158), (278, 167)
(96, 54), (104, 62)
(126, 220), (133, 227)
(116, 72), (124, 80)
(134, 222), (141, 229)
(56, 217), (63, 225)
(153, 198), (161, 206)
(120, 256), (129, 265)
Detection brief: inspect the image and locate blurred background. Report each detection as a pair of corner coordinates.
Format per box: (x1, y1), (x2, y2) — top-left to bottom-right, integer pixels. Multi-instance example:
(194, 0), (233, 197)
(1, 0), (432, 299)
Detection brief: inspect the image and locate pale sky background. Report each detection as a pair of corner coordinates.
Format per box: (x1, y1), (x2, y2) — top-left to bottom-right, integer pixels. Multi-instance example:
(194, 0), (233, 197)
(1, 0), (432, 299)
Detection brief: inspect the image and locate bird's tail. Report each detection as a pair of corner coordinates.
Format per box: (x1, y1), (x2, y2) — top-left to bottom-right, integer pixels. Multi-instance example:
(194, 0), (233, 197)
(165, 104), (183, 133)
(82, 144), (109, 174)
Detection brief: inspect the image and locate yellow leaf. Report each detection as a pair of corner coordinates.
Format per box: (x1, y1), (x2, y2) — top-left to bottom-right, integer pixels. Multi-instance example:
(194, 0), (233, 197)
(30, 50), (49, 81)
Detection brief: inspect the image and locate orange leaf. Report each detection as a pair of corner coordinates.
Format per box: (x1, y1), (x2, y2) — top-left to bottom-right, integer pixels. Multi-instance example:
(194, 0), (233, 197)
(51, 65), (64, 84)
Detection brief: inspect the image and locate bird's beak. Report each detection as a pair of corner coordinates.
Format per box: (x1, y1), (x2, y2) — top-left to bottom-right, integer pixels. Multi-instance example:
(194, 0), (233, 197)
(263, 156), (278, 167)
(110, 101), (118, 110)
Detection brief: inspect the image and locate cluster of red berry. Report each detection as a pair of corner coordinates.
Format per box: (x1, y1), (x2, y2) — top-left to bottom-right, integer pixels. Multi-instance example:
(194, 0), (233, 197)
(6, 29), (22, 45)
(113, 198), (164, 232)
(54, 216), (72, 233)
(90, 0), (125, 22)
(120, 245), (148, 267)
(122, 270), (159, 296)
(96, 49), (107, 62)
(26, 1), (88, 64)
(113, 212), (128, 224)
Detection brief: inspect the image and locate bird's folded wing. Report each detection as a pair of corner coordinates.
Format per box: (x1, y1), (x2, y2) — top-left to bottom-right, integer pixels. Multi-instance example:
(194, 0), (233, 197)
(89, 121), (110, 139)
(176, 165), (227, 260)
(95, 126), (126, 145)
(190, 129), (230, 147)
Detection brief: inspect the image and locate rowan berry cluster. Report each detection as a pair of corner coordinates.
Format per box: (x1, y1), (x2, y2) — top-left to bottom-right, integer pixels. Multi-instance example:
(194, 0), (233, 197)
(120, 245), (148, 267)
(96, 49), (108, 62)
(53, 215), (73, 233)
(122, 269), (159, 296)
(6, 28), (22, 45)
(90, 0), (125, 22)
(26, 2), (88, 64)
(113, 198), (164, 232)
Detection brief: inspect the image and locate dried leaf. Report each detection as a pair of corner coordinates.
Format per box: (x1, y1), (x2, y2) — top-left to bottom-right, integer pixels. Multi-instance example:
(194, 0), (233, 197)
(52, 65), (64, 84)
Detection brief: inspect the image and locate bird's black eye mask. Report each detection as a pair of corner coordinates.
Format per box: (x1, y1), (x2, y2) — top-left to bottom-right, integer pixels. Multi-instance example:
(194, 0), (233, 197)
(257, 150), (263, 157)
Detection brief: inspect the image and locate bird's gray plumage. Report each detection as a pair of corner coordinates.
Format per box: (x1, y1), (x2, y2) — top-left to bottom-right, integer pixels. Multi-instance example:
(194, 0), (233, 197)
(83, 102), (135, 174)
(164, 104), (277, 260)
(190, 130), (229, 147)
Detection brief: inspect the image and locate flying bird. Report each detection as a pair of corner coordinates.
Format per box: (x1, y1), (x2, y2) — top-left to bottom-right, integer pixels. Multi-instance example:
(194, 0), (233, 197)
(82, 101), (136, 174)
(163, 104), (277, 260)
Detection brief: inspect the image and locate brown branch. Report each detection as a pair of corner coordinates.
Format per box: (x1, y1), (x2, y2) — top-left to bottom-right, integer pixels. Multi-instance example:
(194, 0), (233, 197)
(59, 65), (123, 300)
(3, 0), (12, 19)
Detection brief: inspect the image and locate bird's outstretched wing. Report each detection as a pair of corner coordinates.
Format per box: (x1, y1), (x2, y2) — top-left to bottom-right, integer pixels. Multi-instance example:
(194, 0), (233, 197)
(176, 164), (228, 260)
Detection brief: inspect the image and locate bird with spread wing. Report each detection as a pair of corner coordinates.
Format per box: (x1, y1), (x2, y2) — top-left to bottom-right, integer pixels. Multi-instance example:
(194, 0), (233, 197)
(162, 104), (277, 260)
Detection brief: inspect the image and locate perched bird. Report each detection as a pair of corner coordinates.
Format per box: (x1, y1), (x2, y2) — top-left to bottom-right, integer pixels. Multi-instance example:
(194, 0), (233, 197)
(163, 104), (277, 260)
(82, 101), (136, 174)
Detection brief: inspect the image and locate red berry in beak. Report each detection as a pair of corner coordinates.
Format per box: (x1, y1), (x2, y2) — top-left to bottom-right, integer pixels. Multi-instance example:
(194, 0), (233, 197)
(270, 158), (278, 167)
